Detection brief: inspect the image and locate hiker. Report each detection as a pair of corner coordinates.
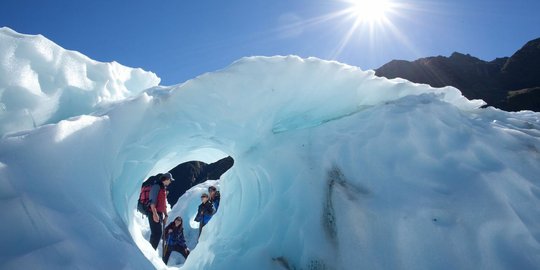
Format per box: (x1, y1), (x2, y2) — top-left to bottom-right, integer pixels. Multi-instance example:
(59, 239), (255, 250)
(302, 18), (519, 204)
(208, 186), (221, 212)
(148, 173), (174, 249)
(194, 193), (215, 238)
(162, 216), (190, 265)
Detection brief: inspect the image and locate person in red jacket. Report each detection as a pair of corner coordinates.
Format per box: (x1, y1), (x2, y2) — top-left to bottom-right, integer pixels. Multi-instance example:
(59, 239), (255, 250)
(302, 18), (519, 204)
(148, 173), (174, 249)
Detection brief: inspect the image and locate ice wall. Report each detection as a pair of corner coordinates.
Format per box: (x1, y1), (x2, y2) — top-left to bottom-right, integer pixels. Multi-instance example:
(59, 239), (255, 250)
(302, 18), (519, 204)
(0, 27), (160, 136)
(0, 40), (539, 269)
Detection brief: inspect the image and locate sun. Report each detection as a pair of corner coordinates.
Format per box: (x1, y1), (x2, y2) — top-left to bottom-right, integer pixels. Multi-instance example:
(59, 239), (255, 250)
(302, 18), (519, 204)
(325, 0), (405, 58)
(274, 0), (408, 59)
(348, 0), (392, 23)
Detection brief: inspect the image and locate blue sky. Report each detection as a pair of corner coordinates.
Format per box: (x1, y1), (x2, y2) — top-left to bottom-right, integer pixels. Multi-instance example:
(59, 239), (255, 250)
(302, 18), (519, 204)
(2, 0), (539, 85)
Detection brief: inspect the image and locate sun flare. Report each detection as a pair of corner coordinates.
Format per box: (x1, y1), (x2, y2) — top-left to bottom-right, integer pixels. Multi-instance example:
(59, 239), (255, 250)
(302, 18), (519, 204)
(349, 0), (392, 23)
(274, 0), (408, 59)
(325, 0), (407, 58)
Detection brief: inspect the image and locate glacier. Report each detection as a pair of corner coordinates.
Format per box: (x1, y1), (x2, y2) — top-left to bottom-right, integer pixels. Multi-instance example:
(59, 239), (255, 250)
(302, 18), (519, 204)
(0, 27), (160, 137)
(1, 29), (540, 270)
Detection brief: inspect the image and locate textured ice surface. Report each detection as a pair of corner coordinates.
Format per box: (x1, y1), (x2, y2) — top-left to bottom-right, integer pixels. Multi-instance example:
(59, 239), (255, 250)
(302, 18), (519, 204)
(0, 30), (540, 270)
(0, 27), (160, 136)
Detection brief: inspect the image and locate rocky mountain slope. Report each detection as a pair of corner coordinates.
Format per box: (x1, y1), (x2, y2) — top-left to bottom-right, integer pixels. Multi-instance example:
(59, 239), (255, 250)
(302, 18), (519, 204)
(376, 38), (540, 111)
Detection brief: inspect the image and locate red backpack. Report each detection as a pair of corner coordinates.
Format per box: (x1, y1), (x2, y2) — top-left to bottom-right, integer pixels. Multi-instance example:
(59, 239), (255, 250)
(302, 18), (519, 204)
(137, 176), (158, 216)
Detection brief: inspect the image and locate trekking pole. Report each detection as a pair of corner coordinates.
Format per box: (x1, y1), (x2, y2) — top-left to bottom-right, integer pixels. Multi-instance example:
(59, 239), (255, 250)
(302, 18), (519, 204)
(163, 234), (170, 262)
(162, 221), (166, 257)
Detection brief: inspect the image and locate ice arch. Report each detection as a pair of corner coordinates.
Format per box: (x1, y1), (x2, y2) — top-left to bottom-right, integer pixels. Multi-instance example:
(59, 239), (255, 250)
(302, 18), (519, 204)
(1, 56), (540, 270)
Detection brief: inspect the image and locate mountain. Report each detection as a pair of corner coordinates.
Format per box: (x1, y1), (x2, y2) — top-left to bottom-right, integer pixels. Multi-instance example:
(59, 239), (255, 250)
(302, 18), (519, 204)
(501, 38), (540, 90)
(375, 37), (540, 111)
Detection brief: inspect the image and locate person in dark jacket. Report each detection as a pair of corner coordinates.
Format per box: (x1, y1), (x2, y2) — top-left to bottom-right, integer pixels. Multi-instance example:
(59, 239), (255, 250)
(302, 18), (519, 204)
(194, 193), (215, 238)
(162, 216), (190, 265)
(208, 186), (220, 212)
(148, 173), (174, 249)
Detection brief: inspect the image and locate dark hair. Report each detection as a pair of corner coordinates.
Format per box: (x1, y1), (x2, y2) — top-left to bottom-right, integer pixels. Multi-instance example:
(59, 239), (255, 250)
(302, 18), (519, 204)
(208, 186), (217, 192)
(174, 216), (183, 224)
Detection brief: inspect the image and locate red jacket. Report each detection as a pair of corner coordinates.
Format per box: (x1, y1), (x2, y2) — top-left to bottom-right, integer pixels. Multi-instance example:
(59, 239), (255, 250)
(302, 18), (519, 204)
(156, 188), (167, 213)
(150, 183), (168, 213)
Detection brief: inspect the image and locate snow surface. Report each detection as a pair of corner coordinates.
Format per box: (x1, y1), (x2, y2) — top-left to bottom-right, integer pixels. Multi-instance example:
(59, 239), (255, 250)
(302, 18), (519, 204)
(0, 27), (160, 137)
(1, 29), (540, 270)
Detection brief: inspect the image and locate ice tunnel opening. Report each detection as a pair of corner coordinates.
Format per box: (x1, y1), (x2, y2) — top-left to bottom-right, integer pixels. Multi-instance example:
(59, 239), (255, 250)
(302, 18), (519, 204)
(122, 147), (236, 269)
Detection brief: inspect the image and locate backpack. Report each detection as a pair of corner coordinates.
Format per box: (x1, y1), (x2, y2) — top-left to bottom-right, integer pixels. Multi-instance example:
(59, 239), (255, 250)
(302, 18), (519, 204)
(137, 175), (160, 216)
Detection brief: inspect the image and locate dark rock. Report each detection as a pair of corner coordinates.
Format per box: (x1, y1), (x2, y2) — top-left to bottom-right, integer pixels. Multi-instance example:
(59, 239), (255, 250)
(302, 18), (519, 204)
(375, 37), (540, 111)
(499, 87), (540, 112)
(501, 38), (540, 90)
(166, 156), (234, 207)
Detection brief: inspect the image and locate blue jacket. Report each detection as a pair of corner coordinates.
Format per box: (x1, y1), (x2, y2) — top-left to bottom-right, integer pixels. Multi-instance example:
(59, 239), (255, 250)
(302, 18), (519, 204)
(164, 222), (187, 248)
(211, 198), (220, 212)
(211, 191), (221, 212)
(195, 201), (215, 226)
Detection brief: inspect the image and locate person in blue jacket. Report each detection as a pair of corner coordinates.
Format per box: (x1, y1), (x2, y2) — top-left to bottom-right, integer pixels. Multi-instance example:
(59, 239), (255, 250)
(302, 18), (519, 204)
(194, 193), (215, 238)
(162, 216), (190, 265)
(208, 186), (220, 212)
